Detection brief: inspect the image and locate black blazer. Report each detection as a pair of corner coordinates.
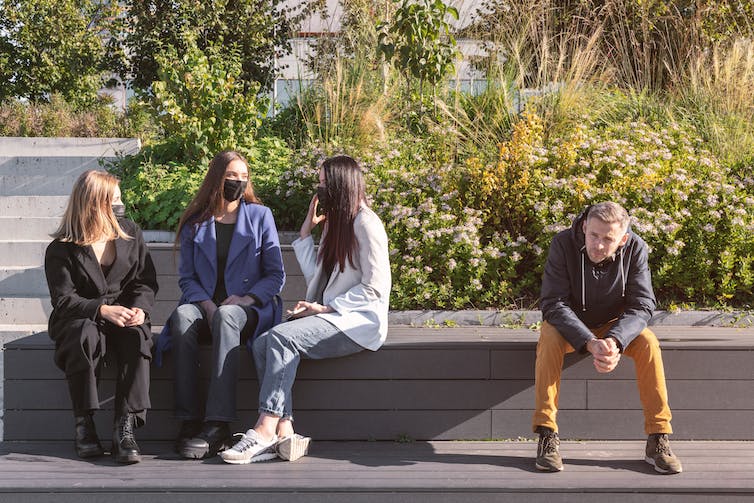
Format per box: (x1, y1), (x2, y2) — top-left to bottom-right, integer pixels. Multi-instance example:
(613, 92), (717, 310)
(44, 219), (158, 370)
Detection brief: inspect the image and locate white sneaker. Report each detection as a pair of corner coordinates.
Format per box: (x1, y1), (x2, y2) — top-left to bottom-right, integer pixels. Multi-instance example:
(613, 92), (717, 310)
(220, 430), (278, 464)
(276, 434), (311, 461)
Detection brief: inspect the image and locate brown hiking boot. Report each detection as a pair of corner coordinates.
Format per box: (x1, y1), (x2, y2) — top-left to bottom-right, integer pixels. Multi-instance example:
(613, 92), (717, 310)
(535, 426), (563, 472)
(645, 433), (683, 474)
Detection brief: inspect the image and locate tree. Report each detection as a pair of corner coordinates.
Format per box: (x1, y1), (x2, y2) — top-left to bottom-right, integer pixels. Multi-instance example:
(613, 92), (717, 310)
(117, 0), (318, 92)
(0, 0), (120, 107)
(377, 0), (459, 98)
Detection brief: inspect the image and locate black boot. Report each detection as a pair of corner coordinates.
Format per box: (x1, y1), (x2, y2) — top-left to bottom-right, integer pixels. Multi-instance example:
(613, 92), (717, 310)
(174, 419), (203, 454)
(112, 413), (141, 464)
(74, 413), (104, 458)
(180, 421), (231, 459)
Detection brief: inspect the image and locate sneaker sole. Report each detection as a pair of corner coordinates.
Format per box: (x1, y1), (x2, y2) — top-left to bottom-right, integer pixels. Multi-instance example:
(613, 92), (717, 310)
(180, 441), (231, 460)
(644, 456), (682, 474)
(113, 452), (141, 464)
(277, 435), (311, 462)
(220, 451), (278, 465)
(535, 461), (563, 472)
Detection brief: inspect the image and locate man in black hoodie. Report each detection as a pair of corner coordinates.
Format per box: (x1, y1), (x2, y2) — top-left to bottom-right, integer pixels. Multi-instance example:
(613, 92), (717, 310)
(533, 201), (682, 474)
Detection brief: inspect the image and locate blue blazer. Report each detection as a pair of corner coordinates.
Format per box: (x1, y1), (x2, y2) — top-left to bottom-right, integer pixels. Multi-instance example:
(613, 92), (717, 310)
(156, 200), (285, 365)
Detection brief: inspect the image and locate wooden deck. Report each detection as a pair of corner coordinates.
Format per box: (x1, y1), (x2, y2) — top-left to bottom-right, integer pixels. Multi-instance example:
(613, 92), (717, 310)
(0, 440), (753, 502)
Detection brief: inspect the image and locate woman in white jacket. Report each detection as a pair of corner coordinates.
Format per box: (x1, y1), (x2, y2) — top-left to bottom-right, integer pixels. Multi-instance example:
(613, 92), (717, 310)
(220, 154), (391, 464)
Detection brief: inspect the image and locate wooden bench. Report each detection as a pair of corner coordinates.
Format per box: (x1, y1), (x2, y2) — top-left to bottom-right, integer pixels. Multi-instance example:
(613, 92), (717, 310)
(4, 326), (754, 442)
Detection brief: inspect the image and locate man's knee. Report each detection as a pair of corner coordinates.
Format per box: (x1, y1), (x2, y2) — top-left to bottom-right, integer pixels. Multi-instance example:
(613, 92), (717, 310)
(625, 328), (661, 358)
(537, 322), (570, 353)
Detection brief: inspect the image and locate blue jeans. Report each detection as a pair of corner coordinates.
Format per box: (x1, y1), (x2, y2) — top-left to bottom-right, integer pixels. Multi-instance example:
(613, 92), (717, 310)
(252, 315), (363, 420)
(171, 303), (258, 422)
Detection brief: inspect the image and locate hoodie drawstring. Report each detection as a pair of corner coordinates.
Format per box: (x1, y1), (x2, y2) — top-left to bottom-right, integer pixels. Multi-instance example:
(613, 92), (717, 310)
(620, 248), (626, 298)
(581, 246), (626, 309)
(580, 246), (586, 311)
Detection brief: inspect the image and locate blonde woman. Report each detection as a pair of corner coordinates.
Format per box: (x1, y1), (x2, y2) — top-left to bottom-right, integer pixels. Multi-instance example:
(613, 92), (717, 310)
(44, 170), (158, 463)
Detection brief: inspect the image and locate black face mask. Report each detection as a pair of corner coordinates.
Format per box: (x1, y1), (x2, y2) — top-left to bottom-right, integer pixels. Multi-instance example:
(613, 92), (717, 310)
(317, 186), (331, 213)
(223, 179), (247, 202)
(112, 203), (126, 218)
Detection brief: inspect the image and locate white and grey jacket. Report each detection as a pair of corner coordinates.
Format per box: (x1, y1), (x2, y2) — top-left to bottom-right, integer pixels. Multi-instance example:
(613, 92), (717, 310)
(291, 204), (391, 351)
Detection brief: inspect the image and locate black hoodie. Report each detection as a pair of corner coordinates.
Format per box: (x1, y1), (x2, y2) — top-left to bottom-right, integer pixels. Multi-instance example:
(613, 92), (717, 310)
(539, 207), (656, 352)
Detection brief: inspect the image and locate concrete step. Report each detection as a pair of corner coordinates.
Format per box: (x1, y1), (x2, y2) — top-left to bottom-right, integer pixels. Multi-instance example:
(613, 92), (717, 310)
(0, 174), (87, 196)
(0, 137), (140, 157)
(0, 156), (105, 176)
(0, 324), (47, 346)
(0, 241), (49, 266)
(0, 196), (68, 217)
(0, 266), (48, 296)
(0, 296), (51, 324)
(0, 217), (58, 240)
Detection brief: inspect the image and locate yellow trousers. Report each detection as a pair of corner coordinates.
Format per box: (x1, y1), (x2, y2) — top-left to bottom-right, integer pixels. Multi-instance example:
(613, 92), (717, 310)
(532, 320), (673, 435)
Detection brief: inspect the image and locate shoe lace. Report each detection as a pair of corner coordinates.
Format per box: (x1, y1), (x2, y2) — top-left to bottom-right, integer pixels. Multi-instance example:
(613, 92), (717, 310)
(119, 414), (134, 439)
(230, 432), (260, 453)
(654, 434), (672, 455)
(540, 432), (560, 455)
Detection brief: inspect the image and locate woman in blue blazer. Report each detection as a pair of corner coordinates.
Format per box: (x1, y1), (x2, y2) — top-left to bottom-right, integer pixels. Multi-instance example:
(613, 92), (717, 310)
(158, 150), (285, 459)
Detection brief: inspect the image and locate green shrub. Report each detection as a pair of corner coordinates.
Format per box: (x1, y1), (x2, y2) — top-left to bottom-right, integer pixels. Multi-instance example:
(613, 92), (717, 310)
(111, 36), (289, 231)
(117, 159), (204, 231)
(0, 94), (148, 138)
(136, 38), (267, 166)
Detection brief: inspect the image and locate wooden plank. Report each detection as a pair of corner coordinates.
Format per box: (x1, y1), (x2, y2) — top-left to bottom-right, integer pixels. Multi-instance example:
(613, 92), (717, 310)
(9, 346), (494, 381)
(12, 406), (754, 441)
(8, 326), (753, 351)
(4, 378), (585, 412)
(7, 344), (752, 386)
(662, 350), (754, 379)
(0, 440), (753, 501)
(154, 277), (181, 301)
(589, 379), (754, 410)
(146, 247), (178, 274)
(2, 410), (493, 441)
(493, 409), (754, 440)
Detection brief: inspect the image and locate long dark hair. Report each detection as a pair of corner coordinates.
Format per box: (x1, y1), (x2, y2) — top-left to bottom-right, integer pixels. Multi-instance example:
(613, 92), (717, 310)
(174, 150), (260, 245)
(318, 155), (366, 273)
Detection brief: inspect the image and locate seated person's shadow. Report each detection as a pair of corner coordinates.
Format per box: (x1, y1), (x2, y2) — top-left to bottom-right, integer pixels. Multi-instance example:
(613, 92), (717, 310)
(314, 441), (539, 471)
(562, 456), (654, 473)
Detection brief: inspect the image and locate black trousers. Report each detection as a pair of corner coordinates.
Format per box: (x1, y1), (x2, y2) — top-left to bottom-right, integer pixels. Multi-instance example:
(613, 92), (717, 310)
(65, 321), (151, 426)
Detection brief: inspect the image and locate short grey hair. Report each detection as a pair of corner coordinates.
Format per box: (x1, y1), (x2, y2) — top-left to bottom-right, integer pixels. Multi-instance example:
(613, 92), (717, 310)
(587, 201), (630, 231)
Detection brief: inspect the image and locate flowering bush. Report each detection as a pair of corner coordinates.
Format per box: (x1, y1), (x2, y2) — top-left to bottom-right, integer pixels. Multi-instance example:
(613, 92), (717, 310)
(459, 111), (754, 306)
(268, 111), (752, 309)
(362, 144), (518, 309)
(269, 136), (525, 309)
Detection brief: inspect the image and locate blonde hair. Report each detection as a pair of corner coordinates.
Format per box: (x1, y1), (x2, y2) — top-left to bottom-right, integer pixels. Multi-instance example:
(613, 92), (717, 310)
(52, 170), (131, 245)
(587, 201), (630, 231)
